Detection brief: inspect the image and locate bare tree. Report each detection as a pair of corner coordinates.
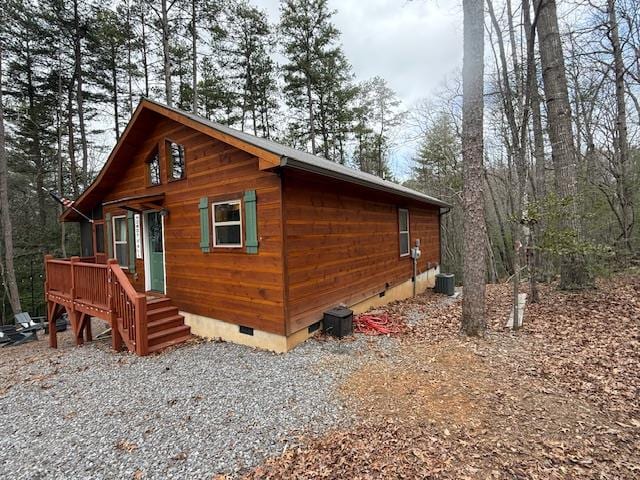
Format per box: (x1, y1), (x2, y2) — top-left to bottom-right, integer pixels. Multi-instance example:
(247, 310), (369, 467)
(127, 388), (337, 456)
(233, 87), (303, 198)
(607, 0), (634, 254)
(461, 0), (487, 335)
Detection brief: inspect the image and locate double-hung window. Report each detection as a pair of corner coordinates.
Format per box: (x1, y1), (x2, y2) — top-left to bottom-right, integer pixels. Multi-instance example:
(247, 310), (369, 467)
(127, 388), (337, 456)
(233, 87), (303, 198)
(399, 208), (410, 257)
(112, 215), (129, 267)
(212, 200), (242, 248)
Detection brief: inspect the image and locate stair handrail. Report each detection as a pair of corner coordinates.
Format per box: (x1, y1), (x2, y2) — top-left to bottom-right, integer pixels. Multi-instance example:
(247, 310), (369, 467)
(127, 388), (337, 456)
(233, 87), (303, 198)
(107, 259), (148, 356)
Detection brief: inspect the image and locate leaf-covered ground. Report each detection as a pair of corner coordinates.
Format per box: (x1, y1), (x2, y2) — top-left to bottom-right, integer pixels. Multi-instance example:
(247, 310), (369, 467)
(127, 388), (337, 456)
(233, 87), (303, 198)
(244, 274), (640, 479)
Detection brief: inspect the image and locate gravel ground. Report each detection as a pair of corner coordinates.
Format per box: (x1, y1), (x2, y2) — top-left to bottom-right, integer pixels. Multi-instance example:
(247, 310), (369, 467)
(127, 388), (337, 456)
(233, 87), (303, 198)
(0, 331), (398, 479)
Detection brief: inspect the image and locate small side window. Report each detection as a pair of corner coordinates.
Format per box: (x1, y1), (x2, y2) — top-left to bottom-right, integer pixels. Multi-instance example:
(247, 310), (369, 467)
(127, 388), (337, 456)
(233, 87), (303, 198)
(399, 208), (410, 257)
(147, 150), (161, 186)
(167, 141), (186, 180)
(212, 200), (243, 248)
(112, 216), (129, 267)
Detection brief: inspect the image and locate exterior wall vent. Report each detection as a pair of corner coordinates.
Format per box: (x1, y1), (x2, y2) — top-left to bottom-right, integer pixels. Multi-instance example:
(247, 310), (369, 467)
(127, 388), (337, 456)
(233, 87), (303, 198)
(239, 325), (254, 336)
(308, 321), (321, 334)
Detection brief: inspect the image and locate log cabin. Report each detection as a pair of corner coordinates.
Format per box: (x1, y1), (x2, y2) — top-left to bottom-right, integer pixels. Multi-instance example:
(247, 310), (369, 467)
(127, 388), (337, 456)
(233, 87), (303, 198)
(45, 98), (449, 355)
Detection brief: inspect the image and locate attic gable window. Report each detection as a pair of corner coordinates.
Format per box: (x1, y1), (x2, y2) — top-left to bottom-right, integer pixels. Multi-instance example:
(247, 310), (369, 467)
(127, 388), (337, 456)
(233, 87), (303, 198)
(167, 141), (186, 180)
(147, 150), (161, 186)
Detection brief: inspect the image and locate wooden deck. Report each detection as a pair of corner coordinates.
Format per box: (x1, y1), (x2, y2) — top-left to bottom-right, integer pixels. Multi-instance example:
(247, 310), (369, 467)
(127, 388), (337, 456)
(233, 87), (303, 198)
(44, 256), (190, 356)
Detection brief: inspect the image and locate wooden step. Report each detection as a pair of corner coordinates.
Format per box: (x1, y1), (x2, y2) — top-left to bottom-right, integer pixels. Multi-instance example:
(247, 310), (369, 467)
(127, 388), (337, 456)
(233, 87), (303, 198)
(148, 324), (191, 346)
(147, 315), (185, 335)
(147, 305), (179, 322)
(146, 297), (172, 311)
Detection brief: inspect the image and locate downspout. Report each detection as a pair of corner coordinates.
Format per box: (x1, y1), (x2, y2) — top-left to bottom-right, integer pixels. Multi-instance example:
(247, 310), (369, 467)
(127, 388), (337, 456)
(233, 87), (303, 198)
(438, 207), (451, 268)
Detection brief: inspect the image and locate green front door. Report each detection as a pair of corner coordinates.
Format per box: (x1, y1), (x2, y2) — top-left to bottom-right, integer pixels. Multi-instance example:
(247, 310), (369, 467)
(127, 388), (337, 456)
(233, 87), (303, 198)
(147, 211), (165, 292)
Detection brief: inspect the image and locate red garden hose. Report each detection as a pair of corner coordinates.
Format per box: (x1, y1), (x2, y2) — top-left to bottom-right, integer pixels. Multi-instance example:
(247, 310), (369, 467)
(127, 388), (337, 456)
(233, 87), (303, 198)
(353, 313), (405, 335)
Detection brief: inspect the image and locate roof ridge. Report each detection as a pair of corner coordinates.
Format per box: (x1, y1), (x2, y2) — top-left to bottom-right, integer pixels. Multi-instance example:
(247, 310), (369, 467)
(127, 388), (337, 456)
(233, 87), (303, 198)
(141, 97), (450, 209)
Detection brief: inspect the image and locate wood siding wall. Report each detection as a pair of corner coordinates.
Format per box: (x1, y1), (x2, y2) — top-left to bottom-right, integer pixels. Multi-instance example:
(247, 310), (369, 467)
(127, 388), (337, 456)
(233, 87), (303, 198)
(101, 115), (286, 335)
(282, 171), (440, 334)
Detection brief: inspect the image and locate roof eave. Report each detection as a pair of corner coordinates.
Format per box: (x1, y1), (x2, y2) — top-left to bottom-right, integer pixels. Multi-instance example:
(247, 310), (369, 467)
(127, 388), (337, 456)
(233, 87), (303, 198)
(280, 156), (451, 209)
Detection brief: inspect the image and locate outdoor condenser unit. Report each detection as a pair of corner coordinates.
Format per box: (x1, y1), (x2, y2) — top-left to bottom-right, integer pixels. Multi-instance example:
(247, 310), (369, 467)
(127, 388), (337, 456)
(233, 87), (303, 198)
(323, 307), (353, 338)
(435, 273), (455, 296)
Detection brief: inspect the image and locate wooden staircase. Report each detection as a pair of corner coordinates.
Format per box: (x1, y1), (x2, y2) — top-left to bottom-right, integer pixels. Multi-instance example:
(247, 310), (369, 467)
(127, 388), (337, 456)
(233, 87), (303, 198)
(45, 255), (192, 356)
(145, 297), (191, 353)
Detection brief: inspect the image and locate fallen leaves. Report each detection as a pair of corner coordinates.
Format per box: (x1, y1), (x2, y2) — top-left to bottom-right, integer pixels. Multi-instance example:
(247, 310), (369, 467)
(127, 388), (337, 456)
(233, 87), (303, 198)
(115, 440), (139, 453)
(243, 273), (640, 479)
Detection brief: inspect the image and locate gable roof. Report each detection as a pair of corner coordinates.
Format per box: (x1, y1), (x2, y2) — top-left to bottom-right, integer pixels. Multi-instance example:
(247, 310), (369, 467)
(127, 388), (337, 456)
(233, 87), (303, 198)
(62, 98), (449, 221)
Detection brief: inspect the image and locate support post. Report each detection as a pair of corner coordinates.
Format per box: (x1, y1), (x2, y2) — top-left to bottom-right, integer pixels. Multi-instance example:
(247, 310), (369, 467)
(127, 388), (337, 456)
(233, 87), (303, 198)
(135, 294), (148, 356)
(84, 317), (92, 342)
(44, 255), (56, 349)
(107, 259), (122, 352)
(47, 301), (57, 349)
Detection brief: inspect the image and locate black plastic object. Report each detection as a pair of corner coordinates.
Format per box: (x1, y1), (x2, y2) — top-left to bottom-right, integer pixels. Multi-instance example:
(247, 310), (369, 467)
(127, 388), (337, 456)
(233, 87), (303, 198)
(434, 273), (455, 296)
(323, 307), (353, 338)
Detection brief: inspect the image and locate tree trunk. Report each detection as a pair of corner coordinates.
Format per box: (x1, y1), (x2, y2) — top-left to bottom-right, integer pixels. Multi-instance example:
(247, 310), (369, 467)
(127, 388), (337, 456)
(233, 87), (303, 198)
(126, 1), (134, 113)
(536, 0), (591, 289)
(68, 88), (79, 198)
(57, 57), (67, 257)
(191, 0), (198, 113)
(112, 46), (120, 140)
(306, 77), (316, 153)
(487, 0), (528, 328)
(73, 0), (89, 183)
(0, 48), (22, 314)
(25, 39), (46, 229)
(608, 0), (634, 255)
(162, 0), (172, 106)
(141, 8), (150, 97)
(461, 0), (486, 336)
(523, 0), (548, 285)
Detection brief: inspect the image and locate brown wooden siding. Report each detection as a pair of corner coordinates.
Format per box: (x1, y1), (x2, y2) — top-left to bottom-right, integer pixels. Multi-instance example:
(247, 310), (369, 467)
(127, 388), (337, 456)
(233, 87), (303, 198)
(101, 114), (286, 335)
(282, 170), (440, 334)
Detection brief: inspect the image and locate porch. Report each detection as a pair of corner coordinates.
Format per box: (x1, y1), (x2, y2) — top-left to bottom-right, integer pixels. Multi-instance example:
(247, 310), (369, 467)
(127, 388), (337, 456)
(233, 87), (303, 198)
(44, 255), (191, 356)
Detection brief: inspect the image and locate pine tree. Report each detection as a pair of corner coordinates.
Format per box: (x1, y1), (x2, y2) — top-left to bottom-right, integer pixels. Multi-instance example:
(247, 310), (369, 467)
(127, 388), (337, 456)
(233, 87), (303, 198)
(90, 7), (131, 140)
(413, 112), (461, 195)
(0, 15), (23, 315)
(461, 0), (487, 336)
(536, 0), (592, 289)
(226, 1), (278, 136)
(280, 0), (352, 157)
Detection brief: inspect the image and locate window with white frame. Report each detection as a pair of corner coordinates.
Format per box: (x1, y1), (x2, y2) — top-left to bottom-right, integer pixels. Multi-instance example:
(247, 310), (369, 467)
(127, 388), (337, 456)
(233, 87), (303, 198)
(112, 216), (129, 267)
(399, 208), (410, 257)
(212, 200), (242, 247)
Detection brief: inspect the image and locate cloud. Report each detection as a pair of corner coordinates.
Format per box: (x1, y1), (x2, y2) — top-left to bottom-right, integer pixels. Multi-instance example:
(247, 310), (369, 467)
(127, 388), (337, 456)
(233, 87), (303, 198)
(253, 0), (463, 106)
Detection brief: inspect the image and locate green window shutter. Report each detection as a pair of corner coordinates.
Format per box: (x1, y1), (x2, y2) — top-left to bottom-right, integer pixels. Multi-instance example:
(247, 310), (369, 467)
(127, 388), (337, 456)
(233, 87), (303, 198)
(126, 211), (136, 272)
(244, 190), (258, 254)
(199, 197), (210, 253)
(105, 213), (113, 259)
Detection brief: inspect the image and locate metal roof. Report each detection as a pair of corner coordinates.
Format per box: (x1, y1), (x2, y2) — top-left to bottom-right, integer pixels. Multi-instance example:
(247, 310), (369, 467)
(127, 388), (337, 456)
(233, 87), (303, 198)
(146, 99), (451, 209)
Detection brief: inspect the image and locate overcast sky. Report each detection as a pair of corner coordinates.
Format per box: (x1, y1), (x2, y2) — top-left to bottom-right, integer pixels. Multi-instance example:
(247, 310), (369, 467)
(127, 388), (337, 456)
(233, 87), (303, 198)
(253, 0), (464, 177)
(255, 0), (463, 105)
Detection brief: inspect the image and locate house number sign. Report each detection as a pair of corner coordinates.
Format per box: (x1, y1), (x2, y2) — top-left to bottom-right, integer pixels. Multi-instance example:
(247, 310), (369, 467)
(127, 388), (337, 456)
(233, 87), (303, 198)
(134, 214), (143, 259)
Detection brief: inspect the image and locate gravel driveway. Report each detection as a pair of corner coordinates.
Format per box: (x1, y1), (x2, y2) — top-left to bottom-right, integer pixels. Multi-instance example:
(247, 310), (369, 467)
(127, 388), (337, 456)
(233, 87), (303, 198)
(0, 333), (394, 479)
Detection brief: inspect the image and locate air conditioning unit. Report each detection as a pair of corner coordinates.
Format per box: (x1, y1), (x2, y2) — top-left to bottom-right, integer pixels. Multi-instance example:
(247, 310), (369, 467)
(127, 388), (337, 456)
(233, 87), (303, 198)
(323, 307), (353, 338)
(434, 273), (455, 296)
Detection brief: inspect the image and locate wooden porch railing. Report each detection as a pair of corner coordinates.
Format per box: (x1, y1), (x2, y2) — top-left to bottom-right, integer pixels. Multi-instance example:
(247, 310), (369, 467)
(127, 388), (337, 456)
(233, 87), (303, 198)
(44, 255), (149, 356)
